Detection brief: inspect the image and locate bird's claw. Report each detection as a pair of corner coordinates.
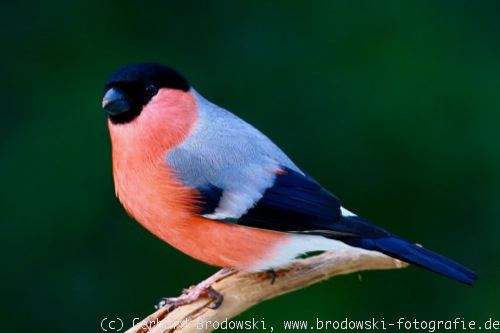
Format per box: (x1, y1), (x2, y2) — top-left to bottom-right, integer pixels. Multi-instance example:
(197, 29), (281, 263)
(206, 287), (224, 309)
(155, 297), (172, 310)
(266, 269), (277, 284)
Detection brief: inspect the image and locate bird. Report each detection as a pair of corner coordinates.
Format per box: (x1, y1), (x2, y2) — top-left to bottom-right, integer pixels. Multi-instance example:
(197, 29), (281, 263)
(101, 63), (477, 308)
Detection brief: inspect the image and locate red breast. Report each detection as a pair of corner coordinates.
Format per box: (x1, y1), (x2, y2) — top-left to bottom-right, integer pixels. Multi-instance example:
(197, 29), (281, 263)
(108, 88), (288, 270)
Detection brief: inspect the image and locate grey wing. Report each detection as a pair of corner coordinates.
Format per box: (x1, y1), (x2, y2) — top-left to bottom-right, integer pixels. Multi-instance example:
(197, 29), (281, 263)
(167, 90), (301, 220)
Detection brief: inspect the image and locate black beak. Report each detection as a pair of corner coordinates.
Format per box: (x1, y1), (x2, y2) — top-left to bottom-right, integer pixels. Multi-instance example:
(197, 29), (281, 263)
(102, 88), (131, 116)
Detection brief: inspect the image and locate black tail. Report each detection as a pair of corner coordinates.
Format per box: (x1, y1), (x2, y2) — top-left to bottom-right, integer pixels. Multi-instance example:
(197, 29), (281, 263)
(336, 216), (477, 285)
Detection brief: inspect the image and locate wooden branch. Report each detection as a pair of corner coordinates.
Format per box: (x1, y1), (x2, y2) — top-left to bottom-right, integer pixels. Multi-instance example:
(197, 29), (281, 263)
(127, 249), (407, 333)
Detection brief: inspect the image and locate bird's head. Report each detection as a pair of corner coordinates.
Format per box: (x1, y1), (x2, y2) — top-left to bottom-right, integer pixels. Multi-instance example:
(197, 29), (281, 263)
(102, 63), (191, 124)
(103, 63), (198, 159)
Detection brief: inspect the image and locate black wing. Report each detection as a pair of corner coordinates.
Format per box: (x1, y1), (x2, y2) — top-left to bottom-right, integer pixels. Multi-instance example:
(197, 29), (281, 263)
(198, 167), (387, 238)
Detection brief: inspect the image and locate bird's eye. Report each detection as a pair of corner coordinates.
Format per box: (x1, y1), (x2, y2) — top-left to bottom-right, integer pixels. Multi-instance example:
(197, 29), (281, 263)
(145, 84), (158, 96)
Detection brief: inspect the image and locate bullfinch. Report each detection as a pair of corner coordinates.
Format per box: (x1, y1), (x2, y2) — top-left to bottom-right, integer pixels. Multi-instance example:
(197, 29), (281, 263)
(101, 63), (476, 308)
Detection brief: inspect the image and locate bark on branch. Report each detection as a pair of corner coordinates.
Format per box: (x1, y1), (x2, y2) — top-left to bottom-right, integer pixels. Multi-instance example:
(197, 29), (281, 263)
(126, 249), (407, 333)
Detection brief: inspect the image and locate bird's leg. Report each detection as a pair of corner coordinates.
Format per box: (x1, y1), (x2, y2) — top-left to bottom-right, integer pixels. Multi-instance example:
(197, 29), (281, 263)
(156, 268), (236, 311)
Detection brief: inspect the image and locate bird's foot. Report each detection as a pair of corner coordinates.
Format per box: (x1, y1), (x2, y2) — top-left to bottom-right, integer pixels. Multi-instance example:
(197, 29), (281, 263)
(156, 268), (236, 311)
(266, 269), (277, 284)
(156, 285), (223, 311)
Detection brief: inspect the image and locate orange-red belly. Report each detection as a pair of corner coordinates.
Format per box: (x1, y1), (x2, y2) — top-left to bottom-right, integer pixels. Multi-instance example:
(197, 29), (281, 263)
(112, 155), (288, 270)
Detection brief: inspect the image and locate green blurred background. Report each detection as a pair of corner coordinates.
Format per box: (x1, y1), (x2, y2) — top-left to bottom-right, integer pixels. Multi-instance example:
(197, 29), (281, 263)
(1, 0), (499, 331)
